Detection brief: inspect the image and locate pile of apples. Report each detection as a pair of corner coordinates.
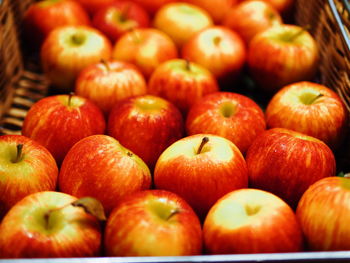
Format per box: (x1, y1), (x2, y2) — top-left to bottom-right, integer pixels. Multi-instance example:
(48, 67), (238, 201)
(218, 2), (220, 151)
(1, 0), (350, 258)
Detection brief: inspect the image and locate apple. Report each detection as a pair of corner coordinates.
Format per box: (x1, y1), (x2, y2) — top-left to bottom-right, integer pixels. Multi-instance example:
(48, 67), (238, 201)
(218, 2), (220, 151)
(21, 94), (106, 166)
(112, 28), (178, 79)
(131, 0), (176, 15)
(59, 135), (152, 214)
(181, 26), (246, 84)
(186, 92), (266, 154)
(104, 189), (202, 256)
(0, 135), (58, 218)
(92, 1), (150, 43)
(203, 188), (303, 254)
(181, 0), (238, 23)
(265, 81), (348, 150)
(73, 0), (116, 15)
(223, 0), (282, 45)
(238, 0), (295, 18)
(246, 128), (336, 209)
(107, 95), (184, 170)
(75, 60), (147, 116)
(148, 59), (219, 116)
(296, 176), (350, 251)
(154, 134), (248, 219)
(247, 24), (319, 93)
(41, 25), (112, 92)
(0, 191), (102, 258)
(22, 0), (90, 49)
(153, 2), (213, 48)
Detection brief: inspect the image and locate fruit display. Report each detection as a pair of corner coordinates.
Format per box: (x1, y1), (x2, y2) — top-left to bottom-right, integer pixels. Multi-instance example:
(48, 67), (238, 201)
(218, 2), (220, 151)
(0, 0), (349, 260)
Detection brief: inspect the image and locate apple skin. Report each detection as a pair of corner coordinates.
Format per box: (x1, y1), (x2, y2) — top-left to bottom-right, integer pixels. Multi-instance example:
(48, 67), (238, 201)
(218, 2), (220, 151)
(92, 1), (150, 43)
(22, 94), (106, 166)
(0, 135), (58, 218)
(73, 0), (116, 15)
(265, 81), (348, 150)
(131, 0), (176, 15)
(154, 134), (248, 219)
(22, 0), (90, 49)
(186, 92), (266, 154)
(182, 26), (246, 84)
(104, 189), (202, 256)
(181, 0), (237, 23)
(237, 0), (294, 15)
(296, 176), (350, 251)
(247, 24), (319, 93)
(41, 25), (112, 92)
(148, 59), (219, 116)
(112, 28), (178, 79)
(0, 191), (101, 258)
(246, 128), (336, 209)
(223, 0), (282, 45)
(75, 60), (147, 116)
(203, 188), (303, 254)
(107, 95), (184, 170)
(153, 2), (213, 48)
(59, 135), (152, 214)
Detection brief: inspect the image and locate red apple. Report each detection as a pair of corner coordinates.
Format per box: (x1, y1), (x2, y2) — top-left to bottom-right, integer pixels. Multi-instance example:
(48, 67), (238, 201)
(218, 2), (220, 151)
(203, 188), (303, 254)
(223, 0), (282, 45)
(41, 25), (112, 92)
(22, 94), (106, 166)
(75, 60), (147, 116)
(154, 134), (248, 219)
(246, 128), (336, 209)
(104, 189), (202, 256)
(22, 0), (90, 49)
(112, 28), (178, 79)
(296, 176), (350, 251)
(186, 92), (266, 154)
(238, 0), (295, 17)
(182, 0), (238, 23)
(148, 59), (219, 115)
(59, 135), (152, 214)
(107, 95), (184, 170)
(0, 135), (58, 218)
(182, 26), (246, 83)
(73, 0), (116, 15)
(0, 191), (102, 258)
(247, 24), (319, 93)
(153, 2), (213, 48)
(92, 1), (150, 43)
(265, 81), (348, 150)
(131, 0), (176, 15)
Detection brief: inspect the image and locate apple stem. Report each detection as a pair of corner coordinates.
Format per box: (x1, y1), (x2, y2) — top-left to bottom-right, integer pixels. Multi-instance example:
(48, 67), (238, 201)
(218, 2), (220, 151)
(12, 144), (23, 163)
(185, 60), (191, 71)
(166, 208), (180, 220)
(197, 137), (209, 154)
(68, 92), (74, 107)
(213, 36), (221, 46)
(309, 93), (324, 104)
(100, 59), (111, 71)
(286, 25), (310, 41)
(120, 3), (131, 22)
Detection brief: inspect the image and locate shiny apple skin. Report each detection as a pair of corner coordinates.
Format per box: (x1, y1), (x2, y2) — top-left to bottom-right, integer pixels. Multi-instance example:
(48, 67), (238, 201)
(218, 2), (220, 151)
(74, 0), (116, 15)
(0, 191), (101, 258)
(22, 95), (106, 166)
(75, 60), (147, 116)
(246, 128), (336, 209)
(104, 189), (202, 256)
(182, 26), (246, 82)
(112, 28), (178, 79)
(59, 135), (152, 214)
(154, 134), (248, 219)
(247, 24), (319, 93)
(0, 135), (58, 218)
(265, 81), (348, 150)
(148, 59), (219, 115)
(131, 0), (176, 15)
(186, 91), (266, 154)
(23, 0), (90, 48)
(107, 95), (184, 170)
(41, 25), (112, 92)
(297, 177), (350, 251)
(204, 189), (303, 254)
(92, 1), (150, 43)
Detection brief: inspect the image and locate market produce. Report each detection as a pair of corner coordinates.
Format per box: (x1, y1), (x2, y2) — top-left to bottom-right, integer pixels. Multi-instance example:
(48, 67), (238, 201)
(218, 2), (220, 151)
(21, 94), (106, 165)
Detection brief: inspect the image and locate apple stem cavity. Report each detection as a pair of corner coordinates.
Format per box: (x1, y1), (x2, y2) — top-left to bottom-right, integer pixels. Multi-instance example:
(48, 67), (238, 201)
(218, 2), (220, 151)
(197, 137), (209, 154)
(213, 36), (222, 46)
(309, 93), (324, 104)
(120, 3), (131, 22)
(285, 25), (310, 42)
(127, 151), (133, 157)
(68, 92), (74, 106)
(185, 60), (191, 71)
(100, 59), (111, 71)
(12, 144), (23, 163)
(71, 33), (85, 46)
(166, 208), (180, 220)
